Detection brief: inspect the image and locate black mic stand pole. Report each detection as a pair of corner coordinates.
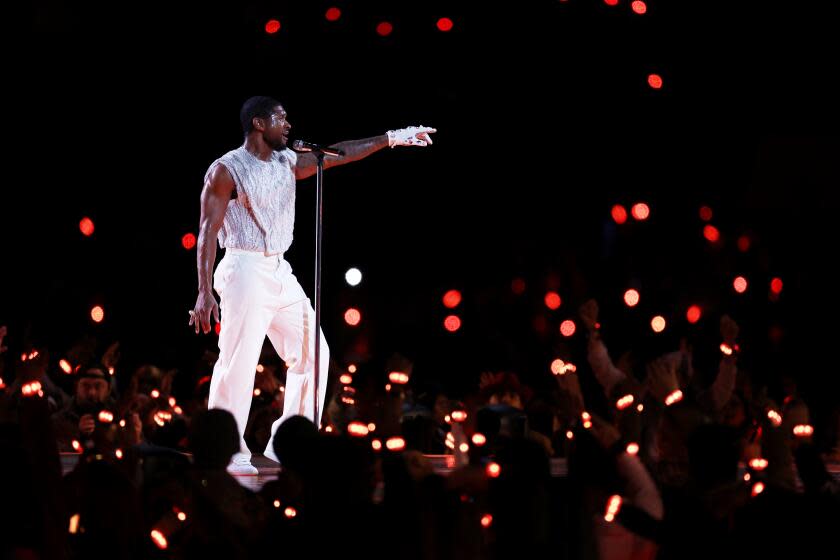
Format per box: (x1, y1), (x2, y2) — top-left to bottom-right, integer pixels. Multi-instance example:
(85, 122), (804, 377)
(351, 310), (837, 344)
(313, 151), (325, 430)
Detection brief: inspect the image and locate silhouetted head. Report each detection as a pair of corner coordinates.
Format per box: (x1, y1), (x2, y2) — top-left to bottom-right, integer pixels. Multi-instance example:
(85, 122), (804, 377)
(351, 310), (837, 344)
(189, 408), (239, 469)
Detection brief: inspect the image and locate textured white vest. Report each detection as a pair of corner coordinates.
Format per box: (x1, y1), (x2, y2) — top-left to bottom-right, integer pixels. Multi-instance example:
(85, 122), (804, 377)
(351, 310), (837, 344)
(205, 146), (298, 254)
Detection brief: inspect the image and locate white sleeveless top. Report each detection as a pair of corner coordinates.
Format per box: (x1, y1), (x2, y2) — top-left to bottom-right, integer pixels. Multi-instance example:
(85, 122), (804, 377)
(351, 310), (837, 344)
(205, 146), (298, 255)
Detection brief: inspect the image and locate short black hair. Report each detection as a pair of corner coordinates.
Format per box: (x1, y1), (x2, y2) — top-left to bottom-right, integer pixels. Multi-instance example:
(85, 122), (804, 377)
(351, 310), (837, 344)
(240, 96), (282, 135)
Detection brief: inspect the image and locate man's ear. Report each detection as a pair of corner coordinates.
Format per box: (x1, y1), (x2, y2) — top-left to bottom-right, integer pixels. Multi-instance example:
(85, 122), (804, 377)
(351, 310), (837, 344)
(252, 117), (264, 131)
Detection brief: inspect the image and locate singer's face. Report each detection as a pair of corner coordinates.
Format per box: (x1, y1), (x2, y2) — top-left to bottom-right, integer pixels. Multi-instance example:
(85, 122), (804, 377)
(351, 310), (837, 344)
(264, 106), (291, 150)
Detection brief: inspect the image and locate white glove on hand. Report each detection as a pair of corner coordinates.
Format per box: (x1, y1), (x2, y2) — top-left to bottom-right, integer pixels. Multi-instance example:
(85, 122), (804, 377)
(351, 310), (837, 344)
(386, 125), (437, 148)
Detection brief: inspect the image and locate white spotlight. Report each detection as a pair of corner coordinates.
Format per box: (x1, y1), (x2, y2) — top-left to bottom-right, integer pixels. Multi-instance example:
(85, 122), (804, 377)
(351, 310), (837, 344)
(345, 267), (362, 286)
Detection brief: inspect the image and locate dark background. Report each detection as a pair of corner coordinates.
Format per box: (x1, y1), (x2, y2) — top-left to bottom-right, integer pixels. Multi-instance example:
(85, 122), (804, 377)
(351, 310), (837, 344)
(4, 1), (839, 408)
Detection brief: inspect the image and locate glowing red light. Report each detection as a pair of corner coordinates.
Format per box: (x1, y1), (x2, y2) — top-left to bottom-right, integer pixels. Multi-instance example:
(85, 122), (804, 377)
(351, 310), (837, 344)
(347, 422), (370, 437)
(371, 439), (382, 451)
(325, 7), (341, 21)
(631, 1), (647, 14)
(751, 482), (765, 497)
(21, 381), (43, 397)
(665, 390), (683, 406)
(616, 394), (635, 410)
(284, 507), (297, 518)
(98, 410), (114, 423)
(733, 276), (748, 293)
(770, 278), (783, 294)
(386, 437), (406, 451)
(651, 315), (666, 333)
(339, 374), (353, 385)
(560, 320), (576, 337)
(631, 203), (650, 220)
(738, 235), (751, 252)
(344, 308), (361, 326)
(437, 17), (454, 32)
(624, 289), (640, 307)
(348, 364), (357, 373)
(376, 22), (393, 36)
(481, 514), (493, 528)
(91, 306), (104, 323)
(150, 529), (168, 550)
(444, 315), (461, 332)
(703, 225), (720, 242)
(486, 462), (501, 478)
(699, 206), (713, 221)
(443, 289), (462, 308)
(544, 291), (562, 310)
(686, 305), (702, 324)
(60, 359), (73, 374)
(647, 74), (663, 89)
(182, 233), (196, 250)
(626, 443), (640, 455)
(472, 433), (487, 446)
(767, 409), (782, 426)
(604, 495), (622, 522)
(611, 204), (628, 224)
(80, 217), (95, 237)
(389, 371), (410, 384)
(265, 19), (281, 34)
(603, 0), (619, 5)
(511, 277), (526, 295)
(451, 410), (467, 423)
(749, 458), (768, 471)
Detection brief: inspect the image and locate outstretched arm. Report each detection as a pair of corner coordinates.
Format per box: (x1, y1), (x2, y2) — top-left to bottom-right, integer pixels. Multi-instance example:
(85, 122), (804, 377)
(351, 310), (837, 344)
(295, 125), (436, 180)
(295, 135), (389, 179)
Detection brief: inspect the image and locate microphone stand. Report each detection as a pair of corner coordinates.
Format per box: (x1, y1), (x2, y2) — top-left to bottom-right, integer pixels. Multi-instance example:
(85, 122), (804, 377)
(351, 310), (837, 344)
(313, 151), (325, 430)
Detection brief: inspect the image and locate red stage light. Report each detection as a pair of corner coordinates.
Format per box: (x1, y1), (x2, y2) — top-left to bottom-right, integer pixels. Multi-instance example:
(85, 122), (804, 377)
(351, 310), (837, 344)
(91, 306), (104, 323)
(686, 305), (702, 324)
(703, 225), (720, 242)
(80, 217), (95, 236)
(182, 233), (196, 250)
(444, 315), (461, 332)
(560, 320), (576, 337)
(631, 203), (650, 220)
(344, 308), (361, 326)
(544, 291), (562, 310)
(443, 289), (462, 308)
(647, 74), (663, 89)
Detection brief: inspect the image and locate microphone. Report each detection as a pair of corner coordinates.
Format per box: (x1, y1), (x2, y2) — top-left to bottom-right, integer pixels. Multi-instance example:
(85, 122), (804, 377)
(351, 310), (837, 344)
(291, 139), (345, 157)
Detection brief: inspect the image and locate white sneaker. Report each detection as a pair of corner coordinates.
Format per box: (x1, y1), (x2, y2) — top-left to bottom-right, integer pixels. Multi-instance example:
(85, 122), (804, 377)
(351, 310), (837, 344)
(226, 452), (258, 475)
(263, 444), (280, 464)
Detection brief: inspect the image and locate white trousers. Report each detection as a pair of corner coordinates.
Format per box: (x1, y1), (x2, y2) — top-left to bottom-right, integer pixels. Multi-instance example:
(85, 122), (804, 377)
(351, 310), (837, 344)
(208, 248), (329, 457)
